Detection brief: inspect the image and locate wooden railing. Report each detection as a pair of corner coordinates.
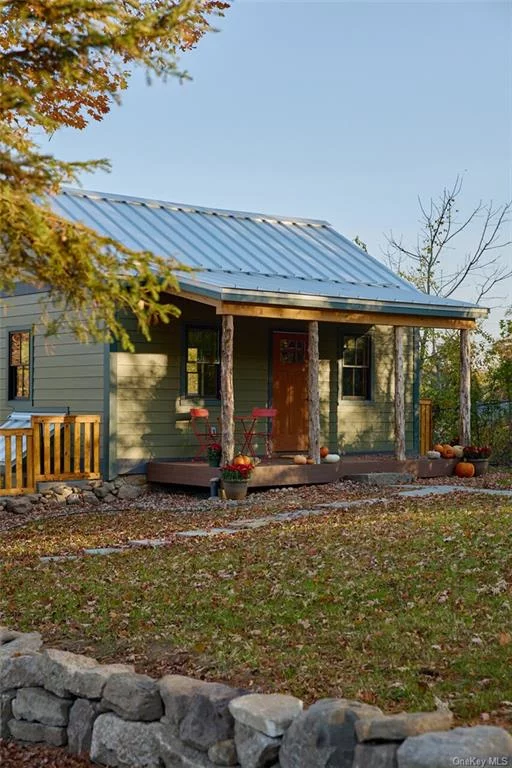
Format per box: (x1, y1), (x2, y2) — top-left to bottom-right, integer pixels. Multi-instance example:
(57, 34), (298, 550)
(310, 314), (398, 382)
(0, 415), (101, 495)
(0, 428), (35, 495)
(419, 398), (433, 456)
(32, 415), (101, 482)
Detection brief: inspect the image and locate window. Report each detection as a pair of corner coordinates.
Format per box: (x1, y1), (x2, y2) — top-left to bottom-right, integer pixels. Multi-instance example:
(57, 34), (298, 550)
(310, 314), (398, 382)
(341, 334), (371, 399)
(9, 330), (31, 400)
(185, 327), (220, 399)
(279, 337), (306, 364)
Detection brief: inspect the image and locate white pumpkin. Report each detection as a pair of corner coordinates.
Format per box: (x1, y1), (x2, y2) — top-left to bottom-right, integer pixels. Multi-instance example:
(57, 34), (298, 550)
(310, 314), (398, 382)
(427, 450), (441, 459)
(293, 455), (307, 465)
(452, 445), (464, 458)
(324, 453), (340, 463)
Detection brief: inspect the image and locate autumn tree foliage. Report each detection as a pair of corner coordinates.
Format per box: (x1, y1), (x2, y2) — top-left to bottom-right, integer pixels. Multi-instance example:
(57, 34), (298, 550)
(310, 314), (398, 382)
(0, 0), (229, 350)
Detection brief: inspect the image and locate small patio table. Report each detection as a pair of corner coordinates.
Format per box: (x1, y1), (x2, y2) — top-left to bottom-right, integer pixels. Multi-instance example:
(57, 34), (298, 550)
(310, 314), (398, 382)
(235, 407), (277, 461)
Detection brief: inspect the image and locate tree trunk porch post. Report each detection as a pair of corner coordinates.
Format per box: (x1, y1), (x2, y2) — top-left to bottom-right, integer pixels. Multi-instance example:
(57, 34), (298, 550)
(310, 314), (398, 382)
(459, 328), (471, 446)
(394, 326), (406, 461)
(221, 315), (235, 465)
(308, 320), (321, 463)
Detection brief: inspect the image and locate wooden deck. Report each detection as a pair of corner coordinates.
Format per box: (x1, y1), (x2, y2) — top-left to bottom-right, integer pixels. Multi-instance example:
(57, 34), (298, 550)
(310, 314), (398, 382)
(147, 456), (458, 489)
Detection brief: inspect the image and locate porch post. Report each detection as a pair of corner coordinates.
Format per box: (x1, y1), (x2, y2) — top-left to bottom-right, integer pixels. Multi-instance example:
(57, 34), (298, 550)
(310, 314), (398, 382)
(308, 320), (321, 463)
(394, 325), (406, 461)
(459, 328), (471, 445)
(221, 315), (235, 464)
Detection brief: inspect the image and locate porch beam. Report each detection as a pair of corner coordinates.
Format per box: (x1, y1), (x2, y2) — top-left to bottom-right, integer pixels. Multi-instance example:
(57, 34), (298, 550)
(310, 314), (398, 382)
(221, 315), (235, 464)
(394, 326), (406, 461)
(308, 321), (321, 463)
(217, 302), (476, 330)
(459, 328), (471, 445)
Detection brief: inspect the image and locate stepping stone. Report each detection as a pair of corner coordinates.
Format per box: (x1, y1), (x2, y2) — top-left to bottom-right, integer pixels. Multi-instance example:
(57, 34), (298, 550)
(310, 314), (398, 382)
(344, 472), (416, 487)
(84, 547), (125, 556)
(176, 528), (240, 538)
(398, 486), (469, 497)
(228, 517), (274, 529)
(40, 555), (78, 562)
(128, 539), (168, 547)
(316, 498), (383, 509)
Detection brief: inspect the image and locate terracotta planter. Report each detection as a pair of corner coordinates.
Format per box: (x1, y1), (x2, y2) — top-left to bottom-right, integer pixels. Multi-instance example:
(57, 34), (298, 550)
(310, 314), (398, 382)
(223, 480), (248, 500)
(470, 458), (489, 477)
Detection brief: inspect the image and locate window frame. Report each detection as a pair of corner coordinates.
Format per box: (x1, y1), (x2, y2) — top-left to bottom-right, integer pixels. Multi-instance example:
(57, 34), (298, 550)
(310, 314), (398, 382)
(8, 329), (32, 402)
(340, 332), (372, 401)
(183, 324), (221, 402)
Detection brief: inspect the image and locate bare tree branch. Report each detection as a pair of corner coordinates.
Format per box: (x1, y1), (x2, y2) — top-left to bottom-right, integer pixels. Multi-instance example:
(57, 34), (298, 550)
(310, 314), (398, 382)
(384, 177), (511, 308)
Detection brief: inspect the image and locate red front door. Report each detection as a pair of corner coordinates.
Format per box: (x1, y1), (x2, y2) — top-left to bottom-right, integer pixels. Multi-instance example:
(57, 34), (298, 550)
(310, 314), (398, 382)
(272, 332), (308, 451)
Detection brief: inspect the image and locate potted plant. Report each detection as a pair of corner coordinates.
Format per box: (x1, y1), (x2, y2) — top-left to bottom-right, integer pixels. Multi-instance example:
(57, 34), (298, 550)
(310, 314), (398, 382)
(221, 460), (254, 500)
(462, 445), (492, 476)
(207, 442), (222, 467)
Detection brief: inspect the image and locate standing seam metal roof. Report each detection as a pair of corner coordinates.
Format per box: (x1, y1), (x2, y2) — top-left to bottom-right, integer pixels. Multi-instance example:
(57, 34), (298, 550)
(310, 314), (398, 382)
(51, 189), (485, 318)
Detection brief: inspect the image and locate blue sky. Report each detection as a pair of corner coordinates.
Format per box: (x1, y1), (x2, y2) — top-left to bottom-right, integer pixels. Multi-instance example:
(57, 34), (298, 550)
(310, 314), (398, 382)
(49, 1), (512, 328)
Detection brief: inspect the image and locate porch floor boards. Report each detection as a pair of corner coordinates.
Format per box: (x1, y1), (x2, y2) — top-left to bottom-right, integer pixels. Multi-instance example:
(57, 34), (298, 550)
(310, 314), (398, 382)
(147, 456), (458, 489)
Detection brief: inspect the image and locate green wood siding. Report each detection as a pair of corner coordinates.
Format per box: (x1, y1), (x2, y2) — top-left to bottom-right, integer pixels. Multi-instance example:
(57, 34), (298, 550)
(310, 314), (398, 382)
(0, 292), (104, 420)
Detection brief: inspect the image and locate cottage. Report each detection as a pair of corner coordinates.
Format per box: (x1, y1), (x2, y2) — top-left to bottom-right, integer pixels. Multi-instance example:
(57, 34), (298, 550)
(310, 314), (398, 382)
(0, 189), (486, 486)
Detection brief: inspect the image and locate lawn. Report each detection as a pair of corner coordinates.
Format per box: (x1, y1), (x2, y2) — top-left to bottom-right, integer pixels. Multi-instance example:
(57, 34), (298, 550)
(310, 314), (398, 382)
(1, 487), (511, 728)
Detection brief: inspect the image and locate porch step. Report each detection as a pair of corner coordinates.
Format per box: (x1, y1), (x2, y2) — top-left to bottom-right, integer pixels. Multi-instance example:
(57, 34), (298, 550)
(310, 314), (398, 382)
(344, 472), (416, 487)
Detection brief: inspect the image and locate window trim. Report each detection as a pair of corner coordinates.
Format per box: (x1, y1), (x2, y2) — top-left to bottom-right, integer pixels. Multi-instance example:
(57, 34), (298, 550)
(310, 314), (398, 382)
(340, 332), (372, 401)
(8, 329), (32, 402)
(182, 324), (221, 402)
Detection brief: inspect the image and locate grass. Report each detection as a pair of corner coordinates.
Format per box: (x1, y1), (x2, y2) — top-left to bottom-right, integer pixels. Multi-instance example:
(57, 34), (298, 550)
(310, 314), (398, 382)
(1, 491), (511, 727)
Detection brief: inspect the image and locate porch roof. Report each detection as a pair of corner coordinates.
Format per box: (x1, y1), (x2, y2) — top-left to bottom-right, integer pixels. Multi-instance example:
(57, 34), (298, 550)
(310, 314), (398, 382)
(53, 188), (487, 321)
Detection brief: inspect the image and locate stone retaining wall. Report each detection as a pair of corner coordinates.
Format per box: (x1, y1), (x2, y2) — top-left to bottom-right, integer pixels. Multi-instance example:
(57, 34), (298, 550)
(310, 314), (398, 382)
(1, 476), (146, 515)
(1, 629), (511, 768)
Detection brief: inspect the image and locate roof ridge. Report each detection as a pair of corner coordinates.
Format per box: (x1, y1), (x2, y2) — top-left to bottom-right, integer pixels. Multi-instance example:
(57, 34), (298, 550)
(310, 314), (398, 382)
(60, 187), (331, 227)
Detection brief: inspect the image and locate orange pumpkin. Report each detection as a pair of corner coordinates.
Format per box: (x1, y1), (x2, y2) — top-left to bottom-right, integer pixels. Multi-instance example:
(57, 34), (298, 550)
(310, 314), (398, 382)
(433, 443), (444, 454)
(233, 454), (252, 466)
(441, 445), (455, 459)
(320, 446), (329, 459)
(455, 461), (475, 478)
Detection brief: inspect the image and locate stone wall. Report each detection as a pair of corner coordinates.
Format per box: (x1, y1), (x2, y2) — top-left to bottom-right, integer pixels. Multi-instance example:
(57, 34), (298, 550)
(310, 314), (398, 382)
(1, 629), (511, 768)
(1, 476), (146, 516)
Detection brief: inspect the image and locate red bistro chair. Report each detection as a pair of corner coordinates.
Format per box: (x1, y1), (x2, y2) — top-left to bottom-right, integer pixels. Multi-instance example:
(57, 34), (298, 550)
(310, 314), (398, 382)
(238, 407), (277, 461)
(190, 408), (217, 461)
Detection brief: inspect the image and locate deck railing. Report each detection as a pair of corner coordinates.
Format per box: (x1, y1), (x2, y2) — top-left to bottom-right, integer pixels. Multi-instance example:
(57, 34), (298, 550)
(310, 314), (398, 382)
(0, 427), (35, 495)
(0, 415), (101, 495)
(32, 415), (101, 482)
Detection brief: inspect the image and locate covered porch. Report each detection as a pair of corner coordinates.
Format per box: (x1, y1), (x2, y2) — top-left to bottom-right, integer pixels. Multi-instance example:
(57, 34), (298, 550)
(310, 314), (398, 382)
(145, 291), (479, 489)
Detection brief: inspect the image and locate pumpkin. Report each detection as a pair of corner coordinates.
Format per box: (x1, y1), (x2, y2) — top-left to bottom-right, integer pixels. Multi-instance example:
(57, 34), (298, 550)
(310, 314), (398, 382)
(433, 443), (444, 454)
(294, 455), (307, 465)
(455, 461), (475, 478)
(452, 445), (464, 458)
(426, 450), (441, 459)
(306, 458), (315, 464)
(233, 454), (252, 466)
(441, 445), (455, 459)
(324, 453), (340, 463)
(320, 446), (329, 459)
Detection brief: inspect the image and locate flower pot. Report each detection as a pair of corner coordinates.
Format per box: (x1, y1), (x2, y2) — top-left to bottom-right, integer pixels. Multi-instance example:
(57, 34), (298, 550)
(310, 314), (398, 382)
(470, 458), (489, 476)
(223, 480), (248, 500)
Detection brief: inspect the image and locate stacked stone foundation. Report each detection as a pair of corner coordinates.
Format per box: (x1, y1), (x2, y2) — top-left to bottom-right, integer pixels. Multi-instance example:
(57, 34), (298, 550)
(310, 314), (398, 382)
(1, 628), (511, 767)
